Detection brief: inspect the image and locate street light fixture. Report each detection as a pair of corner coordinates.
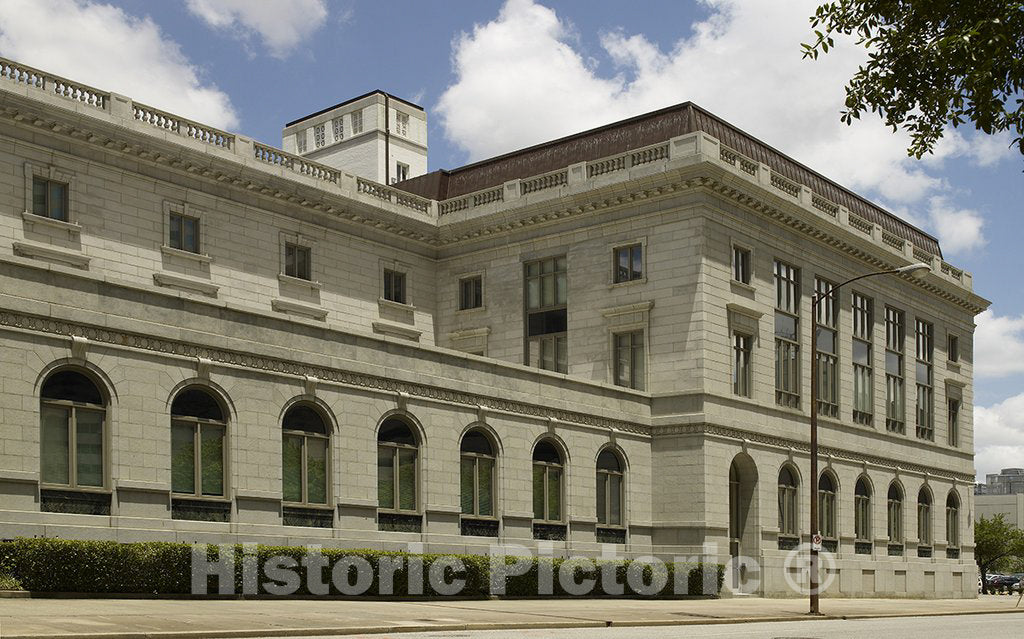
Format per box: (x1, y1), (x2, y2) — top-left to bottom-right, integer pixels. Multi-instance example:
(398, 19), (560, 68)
(808, 262), (930, 615)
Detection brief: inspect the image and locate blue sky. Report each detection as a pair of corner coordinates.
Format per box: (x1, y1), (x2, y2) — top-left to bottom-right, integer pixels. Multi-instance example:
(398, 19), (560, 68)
(0, 0), (1021, 479)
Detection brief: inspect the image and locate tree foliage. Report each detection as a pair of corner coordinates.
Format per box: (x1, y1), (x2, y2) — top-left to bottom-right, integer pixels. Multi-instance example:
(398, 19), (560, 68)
(802, 1), (1024, 158)
(974, 514), (1024, 593)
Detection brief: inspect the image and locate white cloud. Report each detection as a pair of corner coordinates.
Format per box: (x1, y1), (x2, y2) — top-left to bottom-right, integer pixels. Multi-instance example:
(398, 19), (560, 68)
(926, 196), (986, 254)
(0, 0), (238, 130)
(185, 0), (327, 58)
(437, 0), (1010, 251)
(974, 396), (1024, 480)
(975, 310), (1024, 378)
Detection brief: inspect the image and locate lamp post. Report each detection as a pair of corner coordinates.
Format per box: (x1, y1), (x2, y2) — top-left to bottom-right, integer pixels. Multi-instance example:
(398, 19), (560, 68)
(807, 262), (930, 615)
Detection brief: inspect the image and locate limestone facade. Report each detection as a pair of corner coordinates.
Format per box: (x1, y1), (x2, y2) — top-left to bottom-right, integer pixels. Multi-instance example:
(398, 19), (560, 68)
(0, 57), (989, 598)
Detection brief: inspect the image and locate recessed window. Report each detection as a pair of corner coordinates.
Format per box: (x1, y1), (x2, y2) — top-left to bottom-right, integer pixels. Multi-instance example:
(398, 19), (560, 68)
(613, 330), (645, 390)
(313, 123), (326, 148)
(854, 478), (871, 542)
(814, 277), (839, 418)
(733, 332), (752, 397)
(383, 268), (407, 304)
(460, 430), (495, 518)
(852, 292), (873, 425)
(613, 244), (643, 283)
(525, 256), (568, 373)
(459, 275), (483, 310)
(818, 472), (837, 539)
(377, 418), (418, 512)
(887, 482), (904, 545)
(32, 176), (68, 221)
(170, 388), (226, 498)
(296, 131), (307, 154)
(40, 370), (105, 488)
(733, 245), (751, 284)
(596, 449), (624, 527)
(532, 440), (563, 522)
(395, 162), (409, 182)
(168, 212), (200, 254)
(948, 334), (959, 363)
(915, 319), (934, 440)
(282, 404), (329, 506)
(774, 260), (800, 408)
(948, 398), (961, 447)
(395, 112), (409, 136)
(778, 465), (798, 537)
(332, 116), (344, 142)
(351, 110), (363, 134)
(284, 243), (311, 281)
(885, 307), (906, 434)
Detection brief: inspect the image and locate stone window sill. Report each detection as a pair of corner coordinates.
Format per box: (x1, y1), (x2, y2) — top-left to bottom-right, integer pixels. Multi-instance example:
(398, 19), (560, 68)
(378, 297), (416, 312)
(22, 210), (82, 235)
(278, 273), (322, 290)
(271, 298), (328, 321)
(153, 272), (219, 297)
(13, 241), (90, 269)
(161, 245), (212, 264)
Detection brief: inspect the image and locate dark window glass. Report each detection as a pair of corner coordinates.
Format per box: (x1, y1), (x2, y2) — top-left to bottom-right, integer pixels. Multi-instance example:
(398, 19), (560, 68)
(41, 371), (103, 405)
(285, 243), (311, 280)
(459, 275), (483, 310)
(613, 244), (643, 283)
(384, 269), (407, 304)
(532, 440), (561, 464)
(527, 308), (567, 336)
(32, 177), (69, 221)
(378, 418), (416, 446)
(168, 213), (200, 253)
(283, 405), (327, 434)
(460, 430), (493, 455)
(171, 388), (224, 421)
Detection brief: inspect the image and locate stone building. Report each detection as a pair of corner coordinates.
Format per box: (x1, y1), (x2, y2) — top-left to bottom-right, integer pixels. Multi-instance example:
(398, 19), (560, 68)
(0, 56), (989, 598)
(975, 467), (1024, 496)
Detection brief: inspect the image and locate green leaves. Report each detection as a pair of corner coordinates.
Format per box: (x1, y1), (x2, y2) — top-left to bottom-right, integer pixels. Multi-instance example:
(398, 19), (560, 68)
(802, 0), (1024, 158)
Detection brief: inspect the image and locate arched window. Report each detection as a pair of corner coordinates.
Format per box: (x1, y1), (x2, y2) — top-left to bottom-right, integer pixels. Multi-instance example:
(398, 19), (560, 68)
(40, 370), (105, 488)
(282, 404), (329, 505)
(532, 440), (563, 522)
(778, 465), (798, 536)
(377, 417), (417, 511)
(596, 449), (624, 527)
(946, 491), (960, 549)
(171, 387), (226, 497)
(460, 429), (495, 517)
(887, 482), (904, 544)
(854, 478), (872, 542)
(818, 472), (837, 539)
(917, 487), (932, 547)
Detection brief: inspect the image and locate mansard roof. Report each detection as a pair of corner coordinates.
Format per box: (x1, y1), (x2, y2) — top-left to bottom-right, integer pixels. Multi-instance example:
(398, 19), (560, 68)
(397, 102), (942, 257)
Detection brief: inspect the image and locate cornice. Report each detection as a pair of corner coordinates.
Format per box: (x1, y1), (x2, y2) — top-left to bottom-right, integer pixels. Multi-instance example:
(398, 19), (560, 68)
(0, 308), (648, 436)
(651, 422), (974, 483)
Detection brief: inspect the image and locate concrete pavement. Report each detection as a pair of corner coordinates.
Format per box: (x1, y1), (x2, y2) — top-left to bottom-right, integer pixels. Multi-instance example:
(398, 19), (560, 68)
(0, 595), (1022, 639)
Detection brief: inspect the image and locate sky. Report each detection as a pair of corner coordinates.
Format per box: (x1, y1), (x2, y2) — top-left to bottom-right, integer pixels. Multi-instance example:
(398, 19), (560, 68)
(0, 0), (1021, 481)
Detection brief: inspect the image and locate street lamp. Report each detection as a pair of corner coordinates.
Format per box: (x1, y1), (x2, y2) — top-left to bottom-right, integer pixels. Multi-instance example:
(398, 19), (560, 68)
(808, 262), (930, 615)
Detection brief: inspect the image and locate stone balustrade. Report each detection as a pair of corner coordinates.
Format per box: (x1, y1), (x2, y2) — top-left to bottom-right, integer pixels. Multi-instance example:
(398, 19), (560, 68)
(133, 102), (234, 149)
(1, 57), (106, 109)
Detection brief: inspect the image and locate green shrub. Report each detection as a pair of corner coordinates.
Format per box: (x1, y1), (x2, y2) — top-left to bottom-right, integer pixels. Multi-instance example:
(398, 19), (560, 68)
(1, 537), (722, 597)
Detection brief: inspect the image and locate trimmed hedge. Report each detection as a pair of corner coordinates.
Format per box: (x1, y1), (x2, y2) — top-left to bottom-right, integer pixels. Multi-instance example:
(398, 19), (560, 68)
(0, 538), (723, 597)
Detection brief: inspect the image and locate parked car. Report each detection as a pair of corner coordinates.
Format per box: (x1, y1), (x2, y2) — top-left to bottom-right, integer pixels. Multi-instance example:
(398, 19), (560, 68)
(988, 575), (1021, 591)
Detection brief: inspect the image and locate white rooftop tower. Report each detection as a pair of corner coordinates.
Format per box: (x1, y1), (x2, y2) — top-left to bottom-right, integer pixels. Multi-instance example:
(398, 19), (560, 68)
(281, 91), (427, 184)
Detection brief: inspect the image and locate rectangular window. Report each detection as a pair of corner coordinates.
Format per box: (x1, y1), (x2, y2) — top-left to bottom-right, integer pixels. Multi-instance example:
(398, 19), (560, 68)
(313, 123), (326, 148)
(948, 398), (960, 447)
(395, 112), (409, 136)
(613, 330), (645, 390)
(733, 245), (751, 284)
(32, 176), (69, 221)
(383, 268), (407, 304)
(852, 292), (873, 425)
(525, 256), (568, 373)
(733, 332), (752, 397)
(948, 334), (959, 363)
(885, 307), (906, 434)
(296, 131), (307, 154)
(915, 319), (934, 440)
(332, 116), (344, 142)
(168, 212), (200, 253)
(284, 243), (311, 281)
(815, 278), (839, 418)
(459, 275), (483, 310)
(613, 244), (643, 283)
(351, 110), (363, 134)
(395, 162), (409, 182)
(774, 260), (800, 408)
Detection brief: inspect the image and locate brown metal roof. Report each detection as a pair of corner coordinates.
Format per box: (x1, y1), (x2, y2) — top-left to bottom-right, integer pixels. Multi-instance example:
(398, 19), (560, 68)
(396, 102), (941, 256)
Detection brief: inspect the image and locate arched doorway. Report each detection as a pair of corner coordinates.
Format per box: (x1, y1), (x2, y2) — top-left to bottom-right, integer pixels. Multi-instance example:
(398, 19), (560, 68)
(728, 453), (759, 590)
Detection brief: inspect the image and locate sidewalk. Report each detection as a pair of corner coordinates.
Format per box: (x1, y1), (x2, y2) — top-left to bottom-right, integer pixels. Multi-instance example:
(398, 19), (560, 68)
(1, 595), (1022, 638)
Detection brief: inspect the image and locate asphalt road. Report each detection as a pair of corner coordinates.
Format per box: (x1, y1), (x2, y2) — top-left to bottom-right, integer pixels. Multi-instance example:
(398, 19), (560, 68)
(322, 612), (1024, 639)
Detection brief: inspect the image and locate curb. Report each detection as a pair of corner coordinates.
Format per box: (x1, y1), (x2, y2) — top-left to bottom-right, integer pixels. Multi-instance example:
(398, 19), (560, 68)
(2, 608), (1023, 639)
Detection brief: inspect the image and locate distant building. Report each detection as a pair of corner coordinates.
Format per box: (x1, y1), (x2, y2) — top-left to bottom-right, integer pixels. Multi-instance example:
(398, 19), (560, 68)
(976, 493), (1024, 530)
(975, 468), (1024, 495)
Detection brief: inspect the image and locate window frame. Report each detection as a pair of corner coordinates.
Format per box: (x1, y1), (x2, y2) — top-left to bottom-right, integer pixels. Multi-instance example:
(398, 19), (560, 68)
(524, 255), (568, 373)
(612, 329), (646, 390)
(395, 111), (409, 137)
(532, 441), (564, 523)
(281, 404), (331, 507)
(395, 162), (409, 182)
(331, 116), (344, 142)
(915, 318), (935, 440)
(170, 388), (228, 499)
(885, 307), (906, 434)
(377, 419), (419, 514)
(39, 370), (107, 491)
(947, 333), (960, 363)
(350, 109), (364, 135)
(917, 488), (933, 547)
(947, 397), (961, 447)
(596, 448), (626, 528)
(611, 242), (644, 285)
(383, 268), (408, 305)
(814, 277), (840, 418)
(283, 242), (313, 281)
(818, 471), (838, 539)
(852, 292), (874, 425)
(887, 483), (904, 544)
(854, 478), (872, 542)
(460, 430), (497, 520)
(774, 260), (801, 408)
(946, 492), (960, 549)
(458, 273), (484, 311)
(31, 176), (69, 221)
(732, 243), (753, 285)
(25, 163), (76, 226)
(777, 465), (799, 537)
(733, 331), (753, 397)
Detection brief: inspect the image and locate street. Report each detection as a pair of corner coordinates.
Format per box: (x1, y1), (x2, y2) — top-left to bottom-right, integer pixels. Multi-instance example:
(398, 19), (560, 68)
(331, 612), (1024, 638)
